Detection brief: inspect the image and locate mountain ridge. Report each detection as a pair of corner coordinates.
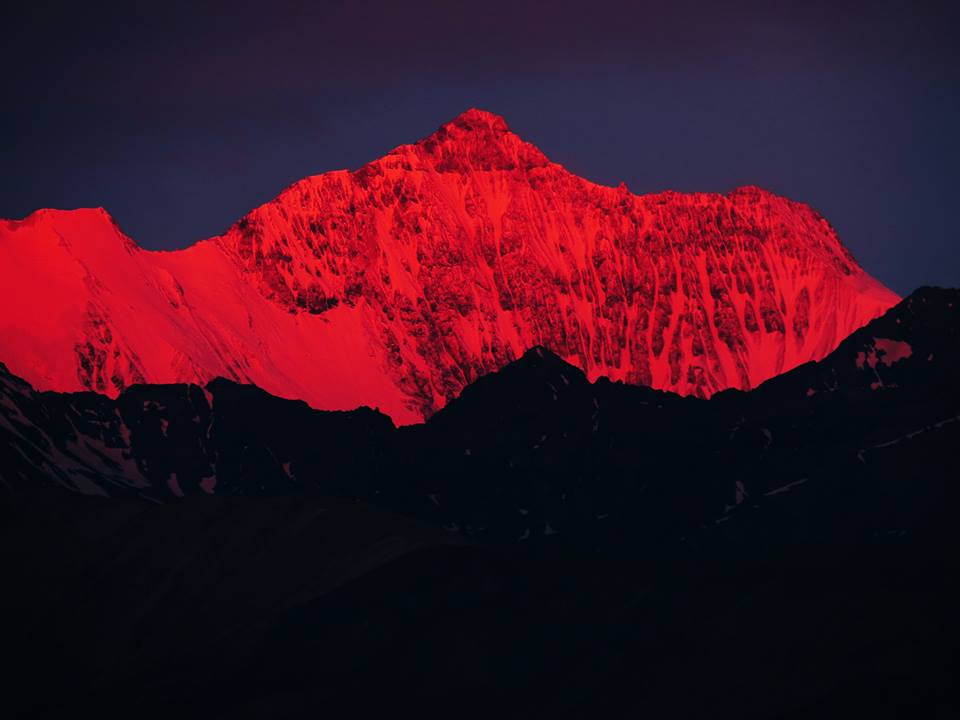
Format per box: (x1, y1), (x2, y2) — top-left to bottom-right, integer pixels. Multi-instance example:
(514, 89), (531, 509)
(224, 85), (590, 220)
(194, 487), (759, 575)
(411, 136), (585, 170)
(0, 109), (898, 422)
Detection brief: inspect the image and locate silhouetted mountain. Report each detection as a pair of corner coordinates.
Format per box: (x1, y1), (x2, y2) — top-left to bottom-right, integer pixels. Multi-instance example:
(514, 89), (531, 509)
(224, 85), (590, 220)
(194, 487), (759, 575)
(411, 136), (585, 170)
(1, 287), (957, 718)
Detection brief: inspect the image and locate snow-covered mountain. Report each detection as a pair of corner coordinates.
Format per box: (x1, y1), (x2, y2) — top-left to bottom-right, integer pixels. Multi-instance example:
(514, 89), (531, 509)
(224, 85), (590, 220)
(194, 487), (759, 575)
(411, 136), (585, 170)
(0, 109), (897, 423)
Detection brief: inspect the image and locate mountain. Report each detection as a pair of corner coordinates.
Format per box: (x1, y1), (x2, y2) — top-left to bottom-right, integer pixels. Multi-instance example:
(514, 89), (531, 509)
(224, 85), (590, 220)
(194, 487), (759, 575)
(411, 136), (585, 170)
(2, 288), (958, 718)
(3, 288), (955, 536)
(0, 109), (897, 423)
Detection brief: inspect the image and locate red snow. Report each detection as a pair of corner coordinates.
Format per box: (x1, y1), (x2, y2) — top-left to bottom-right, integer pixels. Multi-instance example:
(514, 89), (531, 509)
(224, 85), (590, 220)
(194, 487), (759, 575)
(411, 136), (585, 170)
(0, 109), (899, 424)
(856, 338), (913, 370)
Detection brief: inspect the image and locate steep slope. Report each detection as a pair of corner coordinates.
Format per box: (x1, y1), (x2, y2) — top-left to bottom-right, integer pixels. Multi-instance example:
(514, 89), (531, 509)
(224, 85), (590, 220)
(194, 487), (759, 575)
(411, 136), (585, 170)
(0, 109), (898, 422)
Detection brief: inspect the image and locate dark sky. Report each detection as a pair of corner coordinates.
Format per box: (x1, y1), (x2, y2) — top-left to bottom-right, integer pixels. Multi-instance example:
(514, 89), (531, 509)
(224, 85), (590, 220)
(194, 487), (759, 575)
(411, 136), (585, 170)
(3, 1), (958, 295)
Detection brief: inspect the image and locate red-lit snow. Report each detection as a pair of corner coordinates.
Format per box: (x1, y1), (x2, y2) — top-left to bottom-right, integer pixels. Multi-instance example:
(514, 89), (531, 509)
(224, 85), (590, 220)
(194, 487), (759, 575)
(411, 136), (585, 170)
(855, 338), (913, 370)
(0, 110), (898, 423)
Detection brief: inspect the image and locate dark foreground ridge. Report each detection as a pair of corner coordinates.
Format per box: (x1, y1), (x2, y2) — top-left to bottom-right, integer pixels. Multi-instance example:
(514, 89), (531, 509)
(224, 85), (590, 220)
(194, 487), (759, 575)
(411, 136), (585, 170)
(2, 287), (958, 718)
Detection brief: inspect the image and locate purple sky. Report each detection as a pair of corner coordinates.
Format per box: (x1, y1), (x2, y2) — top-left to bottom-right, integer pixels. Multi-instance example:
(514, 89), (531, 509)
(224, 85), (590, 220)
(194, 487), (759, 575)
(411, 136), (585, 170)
(3, 0), (958, 294)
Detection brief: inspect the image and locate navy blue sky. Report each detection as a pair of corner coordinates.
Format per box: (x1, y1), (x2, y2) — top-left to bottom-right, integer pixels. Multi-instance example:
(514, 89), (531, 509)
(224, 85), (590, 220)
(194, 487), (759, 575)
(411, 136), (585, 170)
(3, 1), (958, 294)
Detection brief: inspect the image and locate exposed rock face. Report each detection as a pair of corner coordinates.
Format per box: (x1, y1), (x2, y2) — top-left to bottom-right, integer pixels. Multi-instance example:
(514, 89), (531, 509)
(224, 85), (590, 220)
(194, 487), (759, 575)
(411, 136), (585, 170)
(0, 109), (897, 423)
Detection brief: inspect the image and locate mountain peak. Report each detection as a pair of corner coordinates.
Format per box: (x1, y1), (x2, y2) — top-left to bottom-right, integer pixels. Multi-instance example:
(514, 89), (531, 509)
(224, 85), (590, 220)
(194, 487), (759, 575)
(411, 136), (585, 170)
(443, 108), (511, 133)
(415, 108), (548, 172)
(4, 206), (115, 227)
(2, 206), (131, 255)
(728, 185), (775, 198)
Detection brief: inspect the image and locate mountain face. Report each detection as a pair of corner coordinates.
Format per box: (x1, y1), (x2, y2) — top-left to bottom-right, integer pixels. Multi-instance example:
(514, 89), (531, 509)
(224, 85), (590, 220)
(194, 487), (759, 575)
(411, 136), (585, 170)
(0, 109), (897, 423)
(2, 288), (958, 719)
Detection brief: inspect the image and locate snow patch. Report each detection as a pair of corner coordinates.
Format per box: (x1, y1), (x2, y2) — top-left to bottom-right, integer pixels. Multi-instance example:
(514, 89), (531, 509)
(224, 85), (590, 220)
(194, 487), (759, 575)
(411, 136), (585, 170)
(856, 338), (913, 370)
(167, 472), (184, 498)
(735, 480), (748, 505)
(858, 414), (960, 462)
(762, 478), (808, 497)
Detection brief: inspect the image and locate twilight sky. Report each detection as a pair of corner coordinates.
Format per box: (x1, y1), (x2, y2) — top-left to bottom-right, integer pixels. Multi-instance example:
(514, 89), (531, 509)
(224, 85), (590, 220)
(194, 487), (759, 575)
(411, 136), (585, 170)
(3, 0), (958, 295)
